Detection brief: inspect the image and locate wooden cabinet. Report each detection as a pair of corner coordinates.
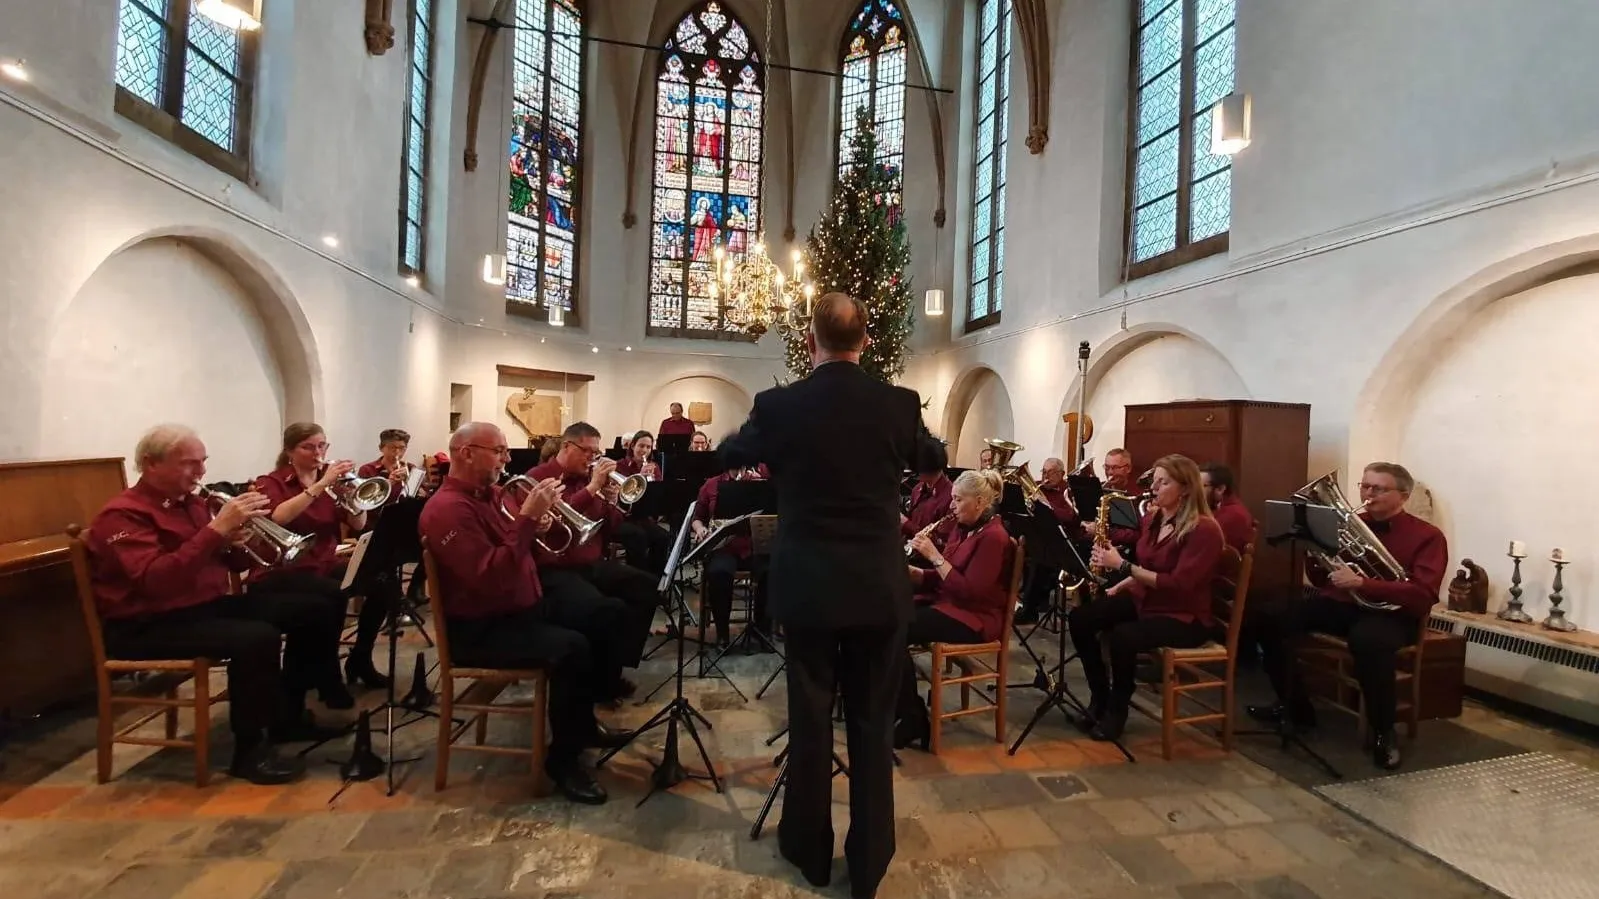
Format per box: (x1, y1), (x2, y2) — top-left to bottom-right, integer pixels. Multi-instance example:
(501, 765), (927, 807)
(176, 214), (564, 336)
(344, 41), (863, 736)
(1122, 401), (1310, 603)
(0, 458), (127, 718)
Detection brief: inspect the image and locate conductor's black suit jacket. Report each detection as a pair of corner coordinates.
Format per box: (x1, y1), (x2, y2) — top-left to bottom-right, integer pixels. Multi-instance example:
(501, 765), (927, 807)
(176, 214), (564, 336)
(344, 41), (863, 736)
(720, 360), (924, 631)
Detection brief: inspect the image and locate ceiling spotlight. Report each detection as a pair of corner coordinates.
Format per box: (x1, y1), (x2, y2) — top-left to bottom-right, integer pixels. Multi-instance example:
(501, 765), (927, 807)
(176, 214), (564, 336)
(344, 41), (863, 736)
(321, 234), (339, 248)
(590, 346), (599, 353)
(624, 346), (633, 352)
(1, 59), (28, 82)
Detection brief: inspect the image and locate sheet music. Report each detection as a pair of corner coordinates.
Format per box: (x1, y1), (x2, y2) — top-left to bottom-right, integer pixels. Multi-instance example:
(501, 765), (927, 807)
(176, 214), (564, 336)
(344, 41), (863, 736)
(341, 532), (373, 590)
(403, 466), (426, 498)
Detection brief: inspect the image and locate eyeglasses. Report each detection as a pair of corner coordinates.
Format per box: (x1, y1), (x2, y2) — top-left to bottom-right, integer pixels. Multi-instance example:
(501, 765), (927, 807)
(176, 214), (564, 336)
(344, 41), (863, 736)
(466, 444), (510, 457)
(564, 440), (600, 457)
(1357, 483), (1395, 494)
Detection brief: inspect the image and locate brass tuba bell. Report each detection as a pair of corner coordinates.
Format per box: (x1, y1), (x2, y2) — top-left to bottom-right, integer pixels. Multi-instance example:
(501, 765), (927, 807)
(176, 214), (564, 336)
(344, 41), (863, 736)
(1294, 470), (1409, 611)
(198, 486), (313, 567)
(983, 437), (1024, 470)
(499, 475), (605, 554)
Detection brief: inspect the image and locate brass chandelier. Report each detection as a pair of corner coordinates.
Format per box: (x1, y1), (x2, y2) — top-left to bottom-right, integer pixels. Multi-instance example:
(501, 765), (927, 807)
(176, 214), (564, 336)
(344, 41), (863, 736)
(712, 239), (815, 338)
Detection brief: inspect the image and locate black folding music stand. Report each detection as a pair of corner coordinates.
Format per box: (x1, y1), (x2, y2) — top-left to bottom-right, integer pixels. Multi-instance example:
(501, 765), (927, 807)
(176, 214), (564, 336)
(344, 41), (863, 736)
(1233, 499), (1344, 779)
(598, 504), (746, 806)
(1001, 500), (1089, 689)
(705, 480), (777, 662)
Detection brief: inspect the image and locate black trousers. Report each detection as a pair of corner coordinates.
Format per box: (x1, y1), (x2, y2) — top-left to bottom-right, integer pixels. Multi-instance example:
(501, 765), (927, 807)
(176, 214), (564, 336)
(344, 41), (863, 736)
(250, 566), (391, 652)
(897, 605), (983, 722)
(446, 589), (626, 768)
(1020, 564), (1061, 616)
(615, 519), (671, 575)
(704, 549), (769, 642)
(1255, 590), (1418, 735)
(539, 560), (657, 669)
(781, 622), (904, 898)
(101, 592), (342, 736)
(1068, 595), (1213, 704)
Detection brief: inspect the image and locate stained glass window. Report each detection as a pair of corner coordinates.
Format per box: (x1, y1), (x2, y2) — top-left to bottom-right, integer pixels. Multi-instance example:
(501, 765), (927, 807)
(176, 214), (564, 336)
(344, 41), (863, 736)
(647, 2), (766, 339)
(1127, 0), (1235, 276)
(507, 0), (584, 322)
(968, 0), (1011, 331)
(399, 0), (436, 275)
(837, 0), (907, 215)
(113, 0), (256, 163)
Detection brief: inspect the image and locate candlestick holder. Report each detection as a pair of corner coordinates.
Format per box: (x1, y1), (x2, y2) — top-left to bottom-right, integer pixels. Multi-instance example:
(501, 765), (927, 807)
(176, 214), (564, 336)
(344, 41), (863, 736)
(1498, 555), (1532, 623)
(1542, 559), (1577, 632)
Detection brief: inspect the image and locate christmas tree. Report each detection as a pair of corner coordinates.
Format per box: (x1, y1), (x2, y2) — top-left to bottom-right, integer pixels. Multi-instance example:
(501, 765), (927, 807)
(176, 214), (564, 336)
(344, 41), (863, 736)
(784, 107), (914, 382)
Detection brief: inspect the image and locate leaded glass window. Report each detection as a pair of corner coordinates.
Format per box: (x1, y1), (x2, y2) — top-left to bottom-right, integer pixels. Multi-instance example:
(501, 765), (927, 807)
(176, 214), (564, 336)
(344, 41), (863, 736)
(399, 0), (436, 275)
(1126, 0), (1235, 277)
(968, 0), (1010, 331)
(507, 0), (584, 323)
(113, 0), (257, 173)
(837, 0), (907, 216)
(647, 2), (765, 339)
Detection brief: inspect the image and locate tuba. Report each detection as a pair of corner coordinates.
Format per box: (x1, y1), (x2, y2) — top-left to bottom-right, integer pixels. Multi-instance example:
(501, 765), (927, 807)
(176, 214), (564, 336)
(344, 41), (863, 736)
(499, 475), (604, 554)
(1294, 471), (1408, 611)
(327, 471), (394, 514)
(983, 438), (1024, 471)
(198, 486), (313, 568)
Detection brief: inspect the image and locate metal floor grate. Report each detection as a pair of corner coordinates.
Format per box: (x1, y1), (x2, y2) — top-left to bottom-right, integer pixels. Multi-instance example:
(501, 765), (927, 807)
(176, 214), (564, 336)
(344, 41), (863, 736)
(1315, 752), (1599, 899)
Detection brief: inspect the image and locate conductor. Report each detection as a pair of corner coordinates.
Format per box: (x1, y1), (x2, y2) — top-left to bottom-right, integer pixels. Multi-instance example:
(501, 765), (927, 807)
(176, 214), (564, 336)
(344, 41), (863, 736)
(720, 293), (923, 899)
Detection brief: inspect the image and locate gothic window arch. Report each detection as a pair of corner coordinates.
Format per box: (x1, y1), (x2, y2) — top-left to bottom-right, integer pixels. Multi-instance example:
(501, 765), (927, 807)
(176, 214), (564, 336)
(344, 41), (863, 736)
(507, 0), (584, 323)
(399, 0), (437, 275)
(967, 0), (1011, 331)
(647, 1), (766, 339)
(836, 0), (908, 213)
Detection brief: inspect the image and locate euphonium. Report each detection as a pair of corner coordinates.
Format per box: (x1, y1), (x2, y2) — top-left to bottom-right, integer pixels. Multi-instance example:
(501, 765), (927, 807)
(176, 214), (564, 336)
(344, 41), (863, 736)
(327, 471), (394, 514)
(906, 513), (953, 558)
(498, 475), (604, 554)
(983, 437), (1024, 470)
(1001, 461), (1047, 507)
(1294, 471), (1408, 612)
(197, 486), (312, 567)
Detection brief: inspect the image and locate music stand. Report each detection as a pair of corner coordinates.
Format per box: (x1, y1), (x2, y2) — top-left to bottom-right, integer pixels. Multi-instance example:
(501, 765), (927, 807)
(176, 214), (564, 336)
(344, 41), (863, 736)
(1001, 501), (1091, 688)
(1067, 475), (1104, 522)
(658, 434), (691, 455)
(598, 504), (745, 806)
(1233, 499), (1344, 779)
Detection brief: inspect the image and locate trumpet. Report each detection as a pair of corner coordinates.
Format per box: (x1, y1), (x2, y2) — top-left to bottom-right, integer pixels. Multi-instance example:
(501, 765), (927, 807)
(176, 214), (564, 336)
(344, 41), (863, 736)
(197, 486), (312, 568)
(590, 458), (648, 505)
(906, 513), (953, 558)
(326, 470), (394, 514)
(499, 475), (604, 554)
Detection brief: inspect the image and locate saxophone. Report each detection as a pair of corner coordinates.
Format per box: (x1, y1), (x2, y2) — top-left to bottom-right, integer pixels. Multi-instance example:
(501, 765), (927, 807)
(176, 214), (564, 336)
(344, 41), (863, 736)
(906, 514), (953, 559)
(1086, 491), (1136, 586)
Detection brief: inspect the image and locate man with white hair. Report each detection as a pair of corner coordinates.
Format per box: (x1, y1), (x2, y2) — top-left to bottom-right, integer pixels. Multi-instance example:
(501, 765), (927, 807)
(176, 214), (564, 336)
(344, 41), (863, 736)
(85, 424), (347, 785)
(419, 422), (632, 804)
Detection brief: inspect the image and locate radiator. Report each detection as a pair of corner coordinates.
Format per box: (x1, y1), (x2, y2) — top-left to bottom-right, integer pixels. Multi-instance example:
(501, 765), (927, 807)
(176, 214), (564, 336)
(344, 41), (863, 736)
(1429, 613), (1599, 727)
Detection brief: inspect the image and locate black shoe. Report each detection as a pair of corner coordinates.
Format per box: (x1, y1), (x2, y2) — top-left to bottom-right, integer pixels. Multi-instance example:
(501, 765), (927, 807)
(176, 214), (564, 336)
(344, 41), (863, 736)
(892, 715), (930, 752)
(270, 712), (348, 744)
(344, 656), (391, 690)
(228, 744), (305, 785)
(778, 833), (832, 888)
(597, 677), (637, 704)
(1014, 607), (1040, 627)
(588, 723), (634, 750)
(1245, 702), (1317, 729)
(1074, 695), (1108, 734)
(1372, 731), (1402, 771)
(548, 764), (608, 805)
(318, 684), (356, 710)
(1090, 702), (1129, 741)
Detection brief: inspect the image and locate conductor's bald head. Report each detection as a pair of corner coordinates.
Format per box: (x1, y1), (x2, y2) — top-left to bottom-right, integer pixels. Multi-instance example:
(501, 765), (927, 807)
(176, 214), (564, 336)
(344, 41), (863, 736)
(806, 292), (869, 365)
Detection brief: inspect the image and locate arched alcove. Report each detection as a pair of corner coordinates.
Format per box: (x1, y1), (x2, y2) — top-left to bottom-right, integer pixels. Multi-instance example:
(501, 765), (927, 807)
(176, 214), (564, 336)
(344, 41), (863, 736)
(642, 372), (754, 440)
(942, 365), (1014, 468)
(1055, 325), (1248, 464)
(39, 231), (319, 482)
(1355, 236), (1599, 630)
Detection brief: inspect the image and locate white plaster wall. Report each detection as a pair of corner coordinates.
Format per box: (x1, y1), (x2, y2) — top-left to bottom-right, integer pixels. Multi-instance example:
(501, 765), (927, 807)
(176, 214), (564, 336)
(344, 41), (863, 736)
(1080, 335), (1249, 464)
(39, 238), (287, 482)
(949, 369), (1014, 468)
(1397, 273), (1599, 631)
(640, 377), (753, 441)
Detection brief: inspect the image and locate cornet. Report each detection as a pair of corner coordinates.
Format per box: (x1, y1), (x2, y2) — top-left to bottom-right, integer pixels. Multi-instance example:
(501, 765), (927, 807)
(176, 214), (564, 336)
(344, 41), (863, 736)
(197, 486), (312, 568)
(590, 458), (648, 506)
(326, 470), (394, 514)
(499, 475), (604, 554)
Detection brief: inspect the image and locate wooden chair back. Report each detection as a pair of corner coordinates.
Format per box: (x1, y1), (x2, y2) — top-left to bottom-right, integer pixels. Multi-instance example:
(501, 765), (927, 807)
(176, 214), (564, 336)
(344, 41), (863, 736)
(926, 536), (1024, 755)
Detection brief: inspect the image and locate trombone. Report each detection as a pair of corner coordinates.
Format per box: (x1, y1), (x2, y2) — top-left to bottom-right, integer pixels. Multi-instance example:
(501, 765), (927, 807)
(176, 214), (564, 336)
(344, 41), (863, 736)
(197, 486), (312, 568)
(499, 475), (604, 554)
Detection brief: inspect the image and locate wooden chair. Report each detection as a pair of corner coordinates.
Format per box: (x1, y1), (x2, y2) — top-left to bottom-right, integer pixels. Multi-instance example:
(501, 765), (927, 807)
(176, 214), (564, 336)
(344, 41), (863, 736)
(923, 538), (1025, 755)
(67, 526), (229, 788)
(421, 547), (551, 795)
(1139, 534), (1256, 760)
(1297, 612), (1430, 741)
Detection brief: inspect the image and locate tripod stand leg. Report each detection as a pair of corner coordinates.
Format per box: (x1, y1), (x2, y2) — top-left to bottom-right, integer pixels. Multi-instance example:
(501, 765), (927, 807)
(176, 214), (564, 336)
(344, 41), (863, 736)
(676, 707), (723, 792)
(755, 659), (786, 700)
(750, 756), (787, 839)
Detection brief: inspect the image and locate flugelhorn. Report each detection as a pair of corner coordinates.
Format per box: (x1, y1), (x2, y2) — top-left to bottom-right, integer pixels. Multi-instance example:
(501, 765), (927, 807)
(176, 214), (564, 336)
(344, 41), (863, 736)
(590, 458), (648, 506)
(197, 486), (312, 567)
(499, 475), (604, 554)
(327, 471), (394, 514)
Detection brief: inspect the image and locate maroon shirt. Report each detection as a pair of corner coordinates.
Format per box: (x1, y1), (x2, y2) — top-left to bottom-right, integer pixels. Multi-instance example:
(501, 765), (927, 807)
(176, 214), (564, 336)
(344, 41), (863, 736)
(915, 515), (1013, 642)
(1212, 494), (1254, 553)
(86, 481), (250, 619)
(616, 455), (660, 479)
(254, 466), (347, 577)
(658, 416), (695, 437)
(694, 473), (754, 559)
(1124, 512), (1225, 626)
(1037, 482), (1079, 527)
(525, 459), (624, 568)
(1309, 510), (1447, 619)
(901, 474), (952, 538)
(357, 457), (413, 505)
(419, 476), (546, 619)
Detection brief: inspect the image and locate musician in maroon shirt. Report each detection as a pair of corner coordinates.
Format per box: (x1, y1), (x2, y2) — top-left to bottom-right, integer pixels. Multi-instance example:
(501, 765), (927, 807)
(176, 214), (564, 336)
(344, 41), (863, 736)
(1201, 463), (1255, 553)
(691, 466), (772, 648)
(1072, 454), (1225, 741)
(357, 428), (425, 501)
(86, 424), (347, 785)
(658, 403), (696, 438)
(895, 470), (1014, 751)
(614, 431), (669, 575)
(419, 422), (630, 804)
(900, 439), (951, 539)
(1018, 456), (1081, 624)
(689, 430), (712, 452)
(1081, 448), (1140, 548)
(1249, 462), (1447, 771)
(251, 423), (386, 701)
(526, 422), (660, 691)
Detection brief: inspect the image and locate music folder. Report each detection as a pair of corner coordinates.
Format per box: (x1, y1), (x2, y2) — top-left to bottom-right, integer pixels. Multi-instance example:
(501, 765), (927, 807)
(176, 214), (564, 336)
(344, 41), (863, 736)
(678, 511), (760, 570)
(402, 466), (426, 498)
(341, 532), (374, 591)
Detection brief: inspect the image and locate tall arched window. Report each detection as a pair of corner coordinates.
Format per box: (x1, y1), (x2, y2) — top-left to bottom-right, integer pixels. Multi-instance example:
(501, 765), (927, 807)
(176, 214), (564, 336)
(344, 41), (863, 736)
(399, 0), (437, 275)
(967, 0), (1011, 332)
(507, 0), (584, 323)
(647, 2), (765, 339)
(836, 0), (907, 213)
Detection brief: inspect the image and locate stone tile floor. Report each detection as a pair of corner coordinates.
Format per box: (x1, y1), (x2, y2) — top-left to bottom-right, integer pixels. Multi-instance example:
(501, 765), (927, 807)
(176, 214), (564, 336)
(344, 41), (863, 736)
(3, 626), (1586, 899)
